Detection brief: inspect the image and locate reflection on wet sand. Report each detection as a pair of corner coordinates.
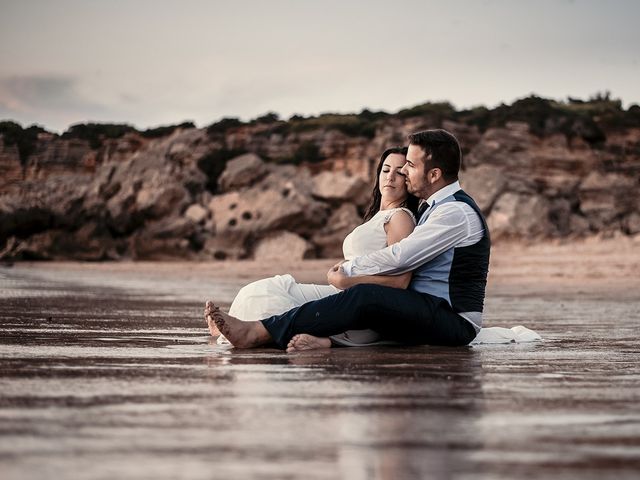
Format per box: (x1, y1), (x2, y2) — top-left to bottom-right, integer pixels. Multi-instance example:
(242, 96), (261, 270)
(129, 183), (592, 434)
(1, 263), (640, 479)
(200, 345), (485, 479)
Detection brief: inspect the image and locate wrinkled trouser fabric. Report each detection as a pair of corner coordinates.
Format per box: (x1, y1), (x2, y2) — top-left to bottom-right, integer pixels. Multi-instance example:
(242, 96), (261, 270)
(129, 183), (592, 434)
(261, 284), (477, 349)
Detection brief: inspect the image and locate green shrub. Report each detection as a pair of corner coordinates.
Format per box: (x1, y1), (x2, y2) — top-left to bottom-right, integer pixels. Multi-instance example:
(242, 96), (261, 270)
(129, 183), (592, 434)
(141, 121), (195, 138)
(206, 117), (244, 136)
(462, 95), (611, 145)
(397, 102), (456, 120)
(359, 108), (389, 121)
(456, 106), (491, 131)
(289, 113), (377, 138)
(565, 94), (640, 130)
(252, 112), (280, 124)
(62, 123), (136, 149)
(488, 96), (559, 136)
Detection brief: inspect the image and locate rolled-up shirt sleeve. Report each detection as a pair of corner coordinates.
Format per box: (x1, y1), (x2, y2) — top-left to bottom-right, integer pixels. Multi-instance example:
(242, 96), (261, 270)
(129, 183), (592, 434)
(341, 203), (470, 277)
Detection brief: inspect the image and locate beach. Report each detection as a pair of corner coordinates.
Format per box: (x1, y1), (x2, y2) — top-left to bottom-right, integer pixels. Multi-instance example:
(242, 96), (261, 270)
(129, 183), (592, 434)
(1, 237), (639, 479)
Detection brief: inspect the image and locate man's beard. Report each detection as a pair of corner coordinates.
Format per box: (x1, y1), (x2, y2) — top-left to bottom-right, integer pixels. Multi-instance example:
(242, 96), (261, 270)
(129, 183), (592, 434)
(406, 181), (429, 199)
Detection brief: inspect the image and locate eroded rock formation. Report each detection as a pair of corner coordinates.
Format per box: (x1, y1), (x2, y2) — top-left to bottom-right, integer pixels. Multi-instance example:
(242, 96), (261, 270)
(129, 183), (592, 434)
(1, 96), (639, 260)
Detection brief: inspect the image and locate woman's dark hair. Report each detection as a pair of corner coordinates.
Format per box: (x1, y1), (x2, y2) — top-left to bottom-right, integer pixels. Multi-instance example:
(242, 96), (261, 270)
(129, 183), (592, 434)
(362, 146), (420, 222)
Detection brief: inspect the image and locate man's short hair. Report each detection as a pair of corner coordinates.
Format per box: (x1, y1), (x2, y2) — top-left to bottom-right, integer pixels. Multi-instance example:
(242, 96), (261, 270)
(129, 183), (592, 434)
(408, 129), (461, 181)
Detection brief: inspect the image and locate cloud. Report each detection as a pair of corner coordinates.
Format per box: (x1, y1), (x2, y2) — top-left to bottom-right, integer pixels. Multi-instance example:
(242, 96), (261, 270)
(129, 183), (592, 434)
(0, 74), (118, 131)
(0, 74), (103, 113)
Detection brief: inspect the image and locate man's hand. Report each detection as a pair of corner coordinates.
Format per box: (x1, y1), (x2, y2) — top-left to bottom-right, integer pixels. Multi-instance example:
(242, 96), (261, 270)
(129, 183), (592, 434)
(327, 262), (348, 290)
(327, 260), (414, 290)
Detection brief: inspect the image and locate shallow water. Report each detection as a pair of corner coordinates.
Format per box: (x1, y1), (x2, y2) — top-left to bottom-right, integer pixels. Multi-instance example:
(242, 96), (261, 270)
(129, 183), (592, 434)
(1, 263), (639, 479)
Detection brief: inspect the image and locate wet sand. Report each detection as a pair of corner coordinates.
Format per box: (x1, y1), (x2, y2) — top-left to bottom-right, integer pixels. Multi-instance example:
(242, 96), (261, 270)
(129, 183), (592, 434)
(1, 238), (640, 479)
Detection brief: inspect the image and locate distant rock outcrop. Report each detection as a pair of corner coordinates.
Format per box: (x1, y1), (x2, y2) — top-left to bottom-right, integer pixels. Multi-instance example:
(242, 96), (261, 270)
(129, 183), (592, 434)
(1, 95), (639, 260)
(217, 153), (268, 192)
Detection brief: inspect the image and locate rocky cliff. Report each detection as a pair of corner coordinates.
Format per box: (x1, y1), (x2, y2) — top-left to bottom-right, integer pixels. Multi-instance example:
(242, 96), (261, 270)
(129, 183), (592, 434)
(1, 95), (639, 261)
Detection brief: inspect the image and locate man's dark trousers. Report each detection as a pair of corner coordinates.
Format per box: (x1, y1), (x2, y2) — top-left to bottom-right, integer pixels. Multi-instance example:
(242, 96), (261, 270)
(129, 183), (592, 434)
(261, 284), (477, 349)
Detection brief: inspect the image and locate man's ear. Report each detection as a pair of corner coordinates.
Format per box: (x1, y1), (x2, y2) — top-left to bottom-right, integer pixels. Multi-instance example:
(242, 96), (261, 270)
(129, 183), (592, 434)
(430, 167), (443, 183)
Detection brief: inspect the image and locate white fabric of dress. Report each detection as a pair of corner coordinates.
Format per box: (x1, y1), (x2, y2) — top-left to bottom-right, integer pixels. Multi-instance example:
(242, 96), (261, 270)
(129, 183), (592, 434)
(220, 208), (413, 345)
(219, 207), (541, 346)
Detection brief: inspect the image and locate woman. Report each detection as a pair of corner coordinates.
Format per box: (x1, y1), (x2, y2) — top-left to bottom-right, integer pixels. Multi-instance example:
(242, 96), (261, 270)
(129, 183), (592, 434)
(208, 146), (419, 350)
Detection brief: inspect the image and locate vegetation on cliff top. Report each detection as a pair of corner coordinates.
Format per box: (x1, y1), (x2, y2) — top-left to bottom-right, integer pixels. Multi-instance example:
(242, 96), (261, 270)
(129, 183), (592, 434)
(203, 93), (640, 147)
(60, 121), (196, 148)
(0, 121), (197, 165)
(2, 94), (640, 165)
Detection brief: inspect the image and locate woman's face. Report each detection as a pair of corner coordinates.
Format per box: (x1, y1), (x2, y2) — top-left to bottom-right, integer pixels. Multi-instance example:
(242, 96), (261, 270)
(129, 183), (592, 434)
(379, 153), (408, 204)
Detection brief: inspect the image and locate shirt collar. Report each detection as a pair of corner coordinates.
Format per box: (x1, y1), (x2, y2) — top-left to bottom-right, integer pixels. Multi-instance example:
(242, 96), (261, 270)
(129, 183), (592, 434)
(425, 181), (461, 207)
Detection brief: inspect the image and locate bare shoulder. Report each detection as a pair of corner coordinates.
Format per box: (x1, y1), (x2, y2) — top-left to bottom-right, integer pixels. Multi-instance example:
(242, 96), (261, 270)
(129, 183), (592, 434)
(384, 209), (416, 239)
(396, 207), (417, 225)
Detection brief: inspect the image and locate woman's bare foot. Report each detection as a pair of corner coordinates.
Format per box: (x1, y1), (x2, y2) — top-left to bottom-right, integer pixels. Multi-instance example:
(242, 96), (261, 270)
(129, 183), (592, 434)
(204, 301), (221, 336)
(286, 334), (332, 353)
(207, 300), (272, 348)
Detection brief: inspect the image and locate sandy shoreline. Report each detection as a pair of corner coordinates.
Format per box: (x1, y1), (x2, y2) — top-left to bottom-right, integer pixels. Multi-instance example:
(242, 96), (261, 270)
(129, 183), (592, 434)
(6, 236), (640, 298)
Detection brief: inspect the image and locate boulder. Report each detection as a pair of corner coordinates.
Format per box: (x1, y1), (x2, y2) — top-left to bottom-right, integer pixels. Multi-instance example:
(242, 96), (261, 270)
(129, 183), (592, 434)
(0, 174), (90, 242)
(184, 203), (209, 224)
(103, 177), (141, 235)
(0, 222), (119, 261)
(311, 171), (368, 202)
(145, 216), (196, 239)
(253, 231), (314, 261)
(209, 175), (326, 234)
(217, 153), (268, 192)
(135, 184), (188, 219)
(459, 165), (506, 214)
(206, 168), (328, 259)
(578, 171), (636, 228)
(129, 234), (192, 260)
(569, 214), (591, 236)
(67, 222), (118, 259)
(467, 126), (596, 196)
(313, 203), (362, 257)
(87, 131), (206, 236)
(201, 235), (247, 261)
(624, 212), (640, 235)
(547, 198), (572, 236)
(0, 192), (53, 242)
(0, 232), (56, 260)
(487, 193), (552, 239)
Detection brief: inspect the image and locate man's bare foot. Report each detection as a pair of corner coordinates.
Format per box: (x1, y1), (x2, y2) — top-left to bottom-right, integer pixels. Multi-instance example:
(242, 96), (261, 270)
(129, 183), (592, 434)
(286, 334), (332, 353)
(207, 301), (272, 349)
(204, 301), (220, 336)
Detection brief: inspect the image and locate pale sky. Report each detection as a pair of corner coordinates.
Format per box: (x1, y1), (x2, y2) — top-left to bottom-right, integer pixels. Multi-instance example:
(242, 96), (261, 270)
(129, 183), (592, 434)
(1, 0), (639, 133)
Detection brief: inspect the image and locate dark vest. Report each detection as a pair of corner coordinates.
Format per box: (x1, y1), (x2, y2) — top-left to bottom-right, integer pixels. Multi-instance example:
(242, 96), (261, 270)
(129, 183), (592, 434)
(448, 190), (491, 313)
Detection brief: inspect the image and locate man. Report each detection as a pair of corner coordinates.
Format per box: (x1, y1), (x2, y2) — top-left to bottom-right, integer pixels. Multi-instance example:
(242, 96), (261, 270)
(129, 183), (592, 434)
(206, 129), (490, 350)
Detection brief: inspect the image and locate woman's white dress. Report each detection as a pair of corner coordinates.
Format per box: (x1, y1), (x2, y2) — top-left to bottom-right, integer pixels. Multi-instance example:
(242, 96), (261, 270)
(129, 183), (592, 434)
(220, 207), (541, 346)
(220, 208), (414, 345)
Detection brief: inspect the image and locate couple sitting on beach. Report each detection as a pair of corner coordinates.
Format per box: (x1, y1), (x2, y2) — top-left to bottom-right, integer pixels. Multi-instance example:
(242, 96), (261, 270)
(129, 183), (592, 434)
(204, 128), (535, 351)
